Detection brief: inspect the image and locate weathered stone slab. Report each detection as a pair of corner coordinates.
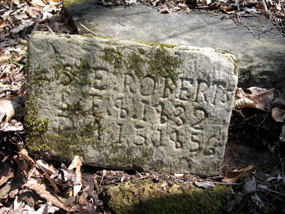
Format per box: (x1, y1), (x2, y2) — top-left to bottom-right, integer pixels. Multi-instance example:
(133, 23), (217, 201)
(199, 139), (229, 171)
(26, 31), (237, 176)
(64, 1), (285, 90)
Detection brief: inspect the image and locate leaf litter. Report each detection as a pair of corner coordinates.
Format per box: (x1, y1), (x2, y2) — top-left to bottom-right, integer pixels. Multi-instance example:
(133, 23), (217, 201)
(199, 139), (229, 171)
(0, 0), (285, 213)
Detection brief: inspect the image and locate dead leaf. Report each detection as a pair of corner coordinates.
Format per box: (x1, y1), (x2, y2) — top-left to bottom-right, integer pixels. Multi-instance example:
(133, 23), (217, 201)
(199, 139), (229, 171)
(36, 160), (57, 175)
(36, 160), (60, 193)
(194, 180), (215, 189)
(234, 87), (274, 110)
(234, 97), (256, 108)
(248, 88), (274, 110)
(174, 173), (184, 177)
(251, 193), (264, 208)
(0, 99), (15, 123)
(222, 165), (254, 183)
(24, 181), (75, 212)
(0, 120), (24, 132)
(30, 0), (46, 7)
(0, 196), (36, 213)
(244, 177), (256, 193)
(35, 201), (59, 213)
(236, 87), (246, 99)
(10, 19), (35, 34)
(13, 196), (22, 211)
(272, 107), (285, 122)
(0, 160), (14, 186)
(13, 143), (36, 180)
(68, 156), (82, 197)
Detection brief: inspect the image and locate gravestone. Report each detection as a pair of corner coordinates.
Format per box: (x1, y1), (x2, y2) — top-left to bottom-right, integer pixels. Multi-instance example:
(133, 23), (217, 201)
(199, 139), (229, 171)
(26, 31), (238, 176)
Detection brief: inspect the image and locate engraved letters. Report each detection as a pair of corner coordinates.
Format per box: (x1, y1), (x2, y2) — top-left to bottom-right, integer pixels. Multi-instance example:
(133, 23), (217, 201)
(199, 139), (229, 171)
(28, 32), (237, 175)
(55, 63), (233, 157)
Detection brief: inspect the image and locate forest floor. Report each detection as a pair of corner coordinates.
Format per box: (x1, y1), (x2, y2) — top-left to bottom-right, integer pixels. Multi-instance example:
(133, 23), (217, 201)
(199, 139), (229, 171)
(0, 0), (285, 213)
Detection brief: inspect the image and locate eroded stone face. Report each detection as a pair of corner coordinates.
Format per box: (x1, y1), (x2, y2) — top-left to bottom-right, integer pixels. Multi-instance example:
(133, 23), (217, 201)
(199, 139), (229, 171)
(26, 32), (238, 176)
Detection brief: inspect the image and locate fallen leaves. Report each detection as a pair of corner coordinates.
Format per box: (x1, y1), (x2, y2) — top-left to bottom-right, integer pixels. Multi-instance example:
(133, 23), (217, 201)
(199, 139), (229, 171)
(234, 86), (285, 154)
(0, 161), (14, 187)
(234, 87), (274, 110)
(272, 107), (285, 143)
(23, 181), (77, 212)
(194, 180), (215, 189)
(140, 0), (191, 13)
(0, 0), (70, 102)
(222, 165), (254, 183)
(0, 0), (70, 133)
(0, 140), (92, 213)
(0, 99), (15, 123)
(0, 119), (24, 132)
(0, 0), (284, 212)
(272, 107), (285, 123)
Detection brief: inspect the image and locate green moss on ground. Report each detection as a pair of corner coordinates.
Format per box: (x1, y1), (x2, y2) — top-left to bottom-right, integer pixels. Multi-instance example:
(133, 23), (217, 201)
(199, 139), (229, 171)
(102, 180), (230, 214)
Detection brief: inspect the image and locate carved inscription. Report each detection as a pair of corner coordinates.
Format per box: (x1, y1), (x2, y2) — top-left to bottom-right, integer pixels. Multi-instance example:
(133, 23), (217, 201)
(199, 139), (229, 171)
(54, 61), (234, 156)
(28, 32), (237, 175)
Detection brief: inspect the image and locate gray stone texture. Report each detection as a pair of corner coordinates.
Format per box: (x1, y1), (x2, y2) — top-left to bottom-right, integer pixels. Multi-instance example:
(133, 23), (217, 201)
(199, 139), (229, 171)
(64, 1), (285, 90)
(27, 31), (237, 176)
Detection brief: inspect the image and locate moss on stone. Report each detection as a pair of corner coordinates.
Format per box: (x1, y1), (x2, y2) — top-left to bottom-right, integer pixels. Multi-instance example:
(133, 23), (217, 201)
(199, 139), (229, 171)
(46, 118), (102, 159)
(100, 44), (182, 92)
(26, 42), (182, 163)
(99, 145), (150, 171)
(126, 51), (146, 79)
(215, 49), (239, 75)
(102, 180), (230, 214)
(147, 46), (182, 91)
(215, 49), (232, 55)
(24, 97), (50, 151)
(136, 41), (177, 48)
(101, 47), (126, 71)
(53, 58), (94, 86)
(25, 59), (104, 160)
(25, 97), (103, 160)
(25, 62), (50, 151)
(233, 57), (239, 75)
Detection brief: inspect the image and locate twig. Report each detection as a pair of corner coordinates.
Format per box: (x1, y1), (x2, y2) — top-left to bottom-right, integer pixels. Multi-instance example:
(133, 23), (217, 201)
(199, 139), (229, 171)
(118, 18), (125, 27)
(213, 181), (242, 186)
(79, 23), (97, 36)
(242, 18), (260, 39)
(278, 151), (285, 185)
(46, 25), (55, 35)
(235, 0), (240, 12)
(257, 185), (285, 197)
(261, 0), (268, 12)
